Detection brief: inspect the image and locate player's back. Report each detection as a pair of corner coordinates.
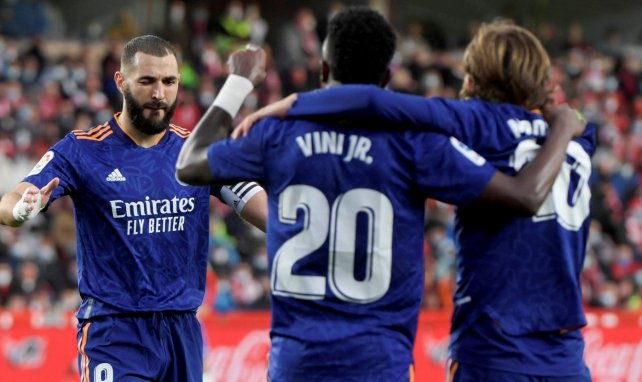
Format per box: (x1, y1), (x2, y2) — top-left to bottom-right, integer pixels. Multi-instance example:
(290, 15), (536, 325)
(289, 89), (594, 336)
(262, 119), (426, 347)
(206, 115), (494, 379)
(287, 85), (595, 336)
(435, 100), (593, 328)
(441, 99), (595, 376)
(280, 84), (595, 377)
(264, 120), (424, 379)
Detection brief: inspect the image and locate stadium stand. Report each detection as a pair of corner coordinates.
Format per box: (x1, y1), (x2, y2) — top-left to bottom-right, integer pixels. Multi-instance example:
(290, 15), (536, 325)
(0, 0), (640, 322)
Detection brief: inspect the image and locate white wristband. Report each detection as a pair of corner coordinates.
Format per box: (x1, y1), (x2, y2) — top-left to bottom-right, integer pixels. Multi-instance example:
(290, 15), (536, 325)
(213, 74), (254, 117)
(12, 189), (42, 222)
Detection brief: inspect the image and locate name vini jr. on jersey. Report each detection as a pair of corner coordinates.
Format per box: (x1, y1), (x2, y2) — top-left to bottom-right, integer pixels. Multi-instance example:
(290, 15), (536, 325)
(109, 196), (195, 235)
(296, 131), (374, 164)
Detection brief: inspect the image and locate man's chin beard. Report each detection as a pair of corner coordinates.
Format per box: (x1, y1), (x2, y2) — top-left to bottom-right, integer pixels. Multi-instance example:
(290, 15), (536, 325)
(124, 90), (177, 136)
(131, 110), (173, 135)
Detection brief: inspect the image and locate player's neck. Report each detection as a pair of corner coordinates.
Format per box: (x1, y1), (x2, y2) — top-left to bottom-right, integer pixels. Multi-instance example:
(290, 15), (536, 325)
(323, 79), (342, 88)
(323, 79), (384, 89)
(117, 112), (166, 148)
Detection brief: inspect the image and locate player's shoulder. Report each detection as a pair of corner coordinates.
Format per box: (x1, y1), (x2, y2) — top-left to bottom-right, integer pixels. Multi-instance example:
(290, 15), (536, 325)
(257, 116), (283, 127)
(167, 123), (191, 140)
(464, 98), (528, 116)
(441, 96), (532, 115)
(465, 99), (545, 133)
(69, 120), (114, 143)
(576, 121), (598, 155)
(248, 116), (287, 137)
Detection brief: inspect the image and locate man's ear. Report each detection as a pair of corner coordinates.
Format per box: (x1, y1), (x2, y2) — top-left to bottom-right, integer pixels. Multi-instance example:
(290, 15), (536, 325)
(464, 74), (474, 92)
(114, 71), (125, 94)
(380, 68), (391, 88)
(320, 60), (330, 86)
(459, 74), (474, 99)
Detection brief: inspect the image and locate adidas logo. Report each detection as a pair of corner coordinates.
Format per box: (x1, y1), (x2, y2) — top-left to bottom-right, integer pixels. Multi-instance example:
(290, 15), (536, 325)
(106, 169), (127, 182)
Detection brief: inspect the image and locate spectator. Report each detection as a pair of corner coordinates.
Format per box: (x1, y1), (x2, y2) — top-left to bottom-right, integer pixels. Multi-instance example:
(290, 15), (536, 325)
(274, 7), (321, 94)
(1, 6), (642, 319)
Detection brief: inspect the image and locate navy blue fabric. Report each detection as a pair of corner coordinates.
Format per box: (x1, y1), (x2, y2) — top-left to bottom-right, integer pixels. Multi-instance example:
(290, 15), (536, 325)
(77, 312), (203, 382)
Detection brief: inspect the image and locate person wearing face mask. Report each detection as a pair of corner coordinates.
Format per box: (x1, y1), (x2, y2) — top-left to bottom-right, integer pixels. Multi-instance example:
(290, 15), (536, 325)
(0, 262), (13, 306)
(274, 7), (321, 95)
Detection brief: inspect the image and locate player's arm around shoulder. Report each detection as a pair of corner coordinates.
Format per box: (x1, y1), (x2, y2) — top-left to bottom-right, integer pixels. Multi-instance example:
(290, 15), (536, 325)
(477, 103), (586, 214)
(0, 179), (59, 227)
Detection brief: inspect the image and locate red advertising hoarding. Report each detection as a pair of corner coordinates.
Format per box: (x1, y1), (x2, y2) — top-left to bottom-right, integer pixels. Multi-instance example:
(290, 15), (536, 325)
(1, 310), (641, 381)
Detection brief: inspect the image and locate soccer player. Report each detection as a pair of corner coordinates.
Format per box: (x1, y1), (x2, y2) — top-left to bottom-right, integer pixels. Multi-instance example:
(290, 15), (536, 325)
(238, 20), (594, 382)
(0, 35), (266, 381)
(176, 9), (587, 382)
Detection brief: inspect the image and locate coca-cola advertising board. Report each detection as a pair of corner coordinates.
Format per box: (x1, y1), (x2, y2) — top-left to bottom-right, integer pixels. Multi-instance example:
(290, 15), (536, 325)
(1, 310), (641, 381)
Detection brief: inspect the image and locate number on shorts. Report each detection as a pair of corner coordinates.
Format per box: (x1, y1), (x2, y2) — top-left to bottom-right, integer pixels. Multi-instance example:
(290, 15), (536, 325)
(94, 363), (113, 382)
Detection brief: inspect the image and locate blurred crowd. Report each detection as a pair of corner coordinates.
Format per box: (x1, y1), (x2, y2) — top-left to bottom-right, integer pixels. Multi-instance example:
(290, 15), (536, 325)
(0, 1), (641, 324)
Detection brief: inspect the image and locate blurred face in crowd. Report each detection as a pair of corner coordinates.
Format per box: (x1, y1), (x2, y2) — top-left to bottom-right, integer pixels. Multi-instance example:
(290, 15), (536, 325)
(117, 52), (180, 135)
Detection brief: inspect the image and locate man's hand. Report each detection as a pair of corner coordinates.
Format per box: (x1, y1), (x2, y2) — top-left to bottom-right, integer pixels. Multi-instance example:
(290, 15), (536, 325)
(13, 178), (59, 221)
(541, 103), (586, 138)
(232, 93), (298, 139)
(478, 103), (588, 214)
(228, 45), (267, 86)
(0, 178), (59, 226)
(176, 46), (266, 185)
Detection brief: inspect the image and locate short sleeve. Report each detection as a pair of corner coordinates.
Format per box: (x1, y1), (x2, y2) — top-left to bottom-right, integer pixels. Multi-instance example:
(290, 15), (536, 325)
(23, 135), (79, 206)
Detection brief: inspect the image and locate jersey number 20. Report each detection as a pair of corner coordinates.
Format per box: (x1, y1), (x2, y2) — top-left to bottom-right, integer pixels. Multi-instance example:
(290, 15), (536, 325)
(271, 185), (393, 304)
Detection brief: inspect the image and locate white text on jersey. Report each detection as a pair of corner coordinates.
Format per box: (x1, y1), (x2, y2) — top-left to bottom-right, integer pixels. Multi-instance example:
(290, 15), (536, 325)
(109, 196), (195, 236)
(295, 131), (373, 164)
(110, 196), (195, 218)
(507, 118), (548, 139)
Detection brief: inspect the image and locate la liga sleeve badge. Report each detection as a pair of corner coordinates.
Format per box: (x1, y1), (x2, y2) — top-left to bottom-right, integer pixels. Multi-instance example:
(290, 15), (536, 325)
(28, 150), (55, 176)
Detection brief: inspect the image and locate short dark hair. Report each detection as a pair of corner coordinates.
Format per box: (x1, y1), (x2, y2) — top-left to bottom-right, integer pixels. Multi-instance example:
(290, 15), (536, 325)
(325, 7), (396, 84)
(121, 35), (178, 69)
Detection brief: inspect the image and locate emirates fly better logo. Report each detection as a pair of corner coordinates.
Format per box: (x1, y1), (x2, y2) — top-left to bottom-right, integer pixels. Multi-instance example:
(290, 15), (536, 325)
(109, 196), (196, 235)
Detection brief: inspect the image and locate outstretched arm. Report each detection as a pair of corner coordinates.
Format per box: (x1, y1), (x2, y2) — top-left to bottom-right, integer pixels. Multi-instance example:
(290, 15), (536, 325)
(0, 178), (59, 227)
(477, 103), (586, 214)
(176, 47), (266, 185)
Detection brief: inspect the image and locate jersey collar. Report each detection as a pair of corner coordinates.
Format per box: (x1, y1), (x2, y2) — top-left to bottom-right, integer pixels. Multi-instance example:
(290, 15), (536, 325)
(109, 112), (170, 148)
